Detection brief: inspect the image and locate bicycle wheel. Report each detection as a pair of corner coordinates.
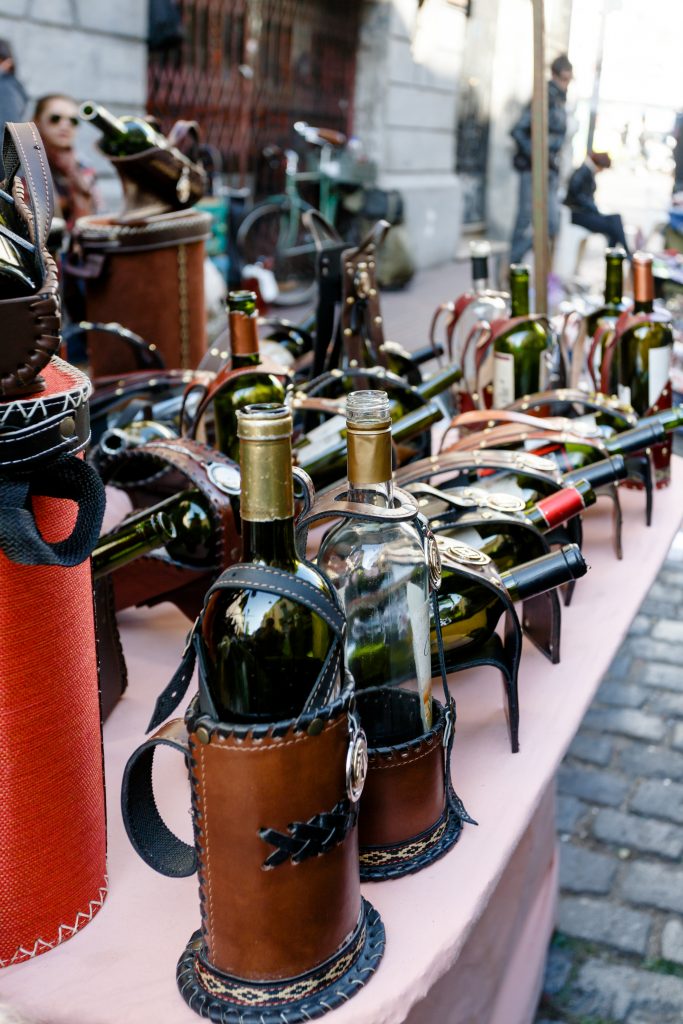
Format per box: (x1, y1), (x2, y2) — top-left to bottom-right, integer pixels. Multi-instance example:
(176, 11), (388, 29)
(237, 199), (317, 306)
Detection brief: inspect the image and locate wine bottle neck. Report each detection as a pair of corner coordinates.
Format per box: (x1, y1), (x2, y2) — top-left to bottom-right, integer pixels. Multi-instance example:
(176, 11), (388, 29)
(633, 255), (654, 312)
(604, 418), (667, 457)
(510, 269), (530, 317)
(471, 254), (489, 292)
(414, 364), (462, 399)
(526, 481), (594, 531)
(500, 544), (587, 602)
(604, 255), (624, 305)
(346, 419), (393, 493)
(563, 454), (627, 490)
(241, 516), (299, 566)
(229, 308), (260, 364)
(80, 102), (127, 141)
(92, 510), (176, 578)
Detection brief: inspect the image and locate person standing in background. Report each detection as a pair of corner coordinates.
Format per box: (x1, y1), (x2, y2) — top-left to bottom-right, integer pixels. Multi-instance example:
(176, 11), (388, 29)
(32, 94), (97, 229)
(509, 54), (573, 265)
(0, 39), (27, 176)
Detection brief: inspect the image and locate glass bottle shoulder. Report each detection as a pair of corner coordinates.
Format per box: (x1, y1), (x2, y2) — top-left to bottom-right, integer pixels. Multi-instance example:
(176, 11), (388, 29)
(495, 319), (551, 353)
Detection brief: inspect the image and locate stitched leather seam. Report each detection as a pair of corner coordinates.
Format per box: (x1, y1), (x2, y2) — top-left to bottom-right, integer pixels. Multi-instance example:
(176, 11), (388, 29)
(197, 745), (215, 954)
(369, 743), (441, 768)
(217, 567), (342, 633)
(204, 714), (345, 749)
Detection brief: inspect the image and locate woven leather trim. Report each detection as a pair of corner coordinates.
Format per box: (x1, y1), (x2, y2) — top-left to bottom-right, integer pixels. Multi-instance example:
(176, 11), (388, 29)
(260, 798), (358, 868)
(186, 689), (355, 742)
(360, 815), (449, 868)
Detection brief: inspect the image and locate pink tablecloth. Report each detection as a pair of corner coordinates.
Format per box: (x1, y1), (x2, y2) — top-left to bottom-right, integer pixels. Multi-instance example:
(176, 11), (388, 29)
(2, 469), (682, 1024)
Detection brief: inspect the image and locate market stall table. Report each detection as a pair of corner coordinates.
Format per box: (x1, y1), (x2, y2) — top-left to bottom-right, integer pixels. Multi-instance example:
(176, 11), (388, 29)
(3, 471), (683, 1024)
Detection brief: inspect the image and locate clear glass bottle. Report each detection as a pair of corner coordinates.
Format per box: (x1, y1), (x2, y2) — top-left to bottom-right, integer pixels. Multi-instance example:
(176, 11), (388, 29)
(451, 240), (509, 404)
(316, 390), (433, 729)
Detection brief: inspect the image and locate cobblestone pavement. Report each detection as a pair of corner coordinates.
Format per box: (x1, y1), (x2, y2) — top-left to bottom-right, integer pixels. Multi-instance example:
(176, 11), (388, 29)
(534, 467), (683, 1023)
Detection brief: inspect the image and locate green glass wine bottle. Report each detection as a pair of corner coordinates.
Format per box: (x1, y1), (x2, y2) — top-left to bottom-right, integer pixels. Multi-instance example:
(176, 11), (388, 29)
(92, 510), (176, 578)
(585, 247), (630, 389)
(316, 390), (433, 728)
(432, 542), (587, 670)
(213, 290), (287, 463)
(201, 404), (339, 722)
(493, 264), (553, 406)
(92, 488), (216, 577)
(616, 252), (673, 416)
(80, 101), (163, 156)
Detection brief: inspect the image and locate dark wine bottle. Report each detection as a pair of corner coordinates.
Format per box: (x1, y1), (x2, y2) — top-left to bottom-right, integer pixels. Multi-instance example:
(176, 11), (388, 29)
(493, 264), (552, 406)
(585, 247), (630, 389)
(213, 290), (287, 462)
(616, 252), (673, 417)
(201, 404), (339, 722)
(432, 542), (588, 669)
(92, 488), (216, 576)
(80, 101), (162, 156)
(92, 510), (176, 578)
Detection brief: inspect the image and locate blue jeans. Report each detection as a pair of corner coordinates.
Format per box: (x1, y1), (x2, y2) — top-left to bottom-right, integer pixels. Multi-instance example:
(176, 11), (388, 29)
(510, 170), (560, 265)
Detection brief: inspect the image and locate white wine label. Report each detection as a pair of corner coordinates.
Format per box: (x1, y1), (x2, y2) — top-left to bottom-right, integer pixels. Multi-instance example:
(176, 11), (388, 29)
(618, 383), (632, 407)
(649, 345), (671, 408)
(493, 351), (515, 406)
(406, 579), (432, 731)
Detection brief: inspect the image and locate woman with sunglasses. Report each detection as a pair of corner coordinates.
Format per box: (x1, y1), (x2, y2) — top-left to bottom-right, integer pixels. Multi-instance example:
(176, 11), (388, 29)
(33, 94), (97, 228)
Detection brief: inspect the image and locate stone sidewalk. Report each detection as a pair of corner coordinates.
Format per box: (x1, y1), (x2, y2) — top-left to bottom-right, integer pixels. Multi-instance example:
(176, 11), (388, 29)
(534, 497), (683, 1024)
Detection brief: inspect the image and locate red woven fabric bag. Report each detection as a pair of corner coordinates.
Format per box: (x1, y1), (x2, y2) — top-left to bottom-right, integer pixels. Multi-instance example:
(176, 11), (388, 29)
(0, 355), (107, 966)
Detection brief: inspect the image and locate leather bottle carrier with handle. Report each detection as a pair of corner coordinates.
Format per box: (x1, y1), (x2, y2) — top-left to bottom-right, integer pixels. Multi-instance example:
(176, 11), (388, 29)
(122, 564), (385, 1024)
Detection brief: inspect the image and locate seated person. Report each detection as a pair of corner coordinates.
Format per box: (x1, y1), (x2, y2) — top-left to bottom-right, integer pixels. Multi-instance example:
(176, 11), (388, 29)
(564, 151), (630, 255)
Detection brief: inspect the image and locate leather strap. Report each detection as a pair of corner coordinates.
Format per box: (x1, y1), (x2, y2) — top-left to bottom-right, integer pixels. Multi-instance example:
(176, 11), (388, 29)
(0, 389), (90, 468)
(147, 562), (346, 732)
(3, 122), (53, 265)
(65, 321), (167, 373)
(120, 718), (196, 877)
(0, 455), (105, 566)
(506, 388), (637, 428)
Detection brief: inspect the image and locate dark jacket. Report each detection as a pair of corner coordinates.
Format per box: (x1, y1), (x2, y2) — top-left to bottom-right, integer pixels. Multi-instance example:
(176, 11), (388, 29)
(511, 79), (567, 173)
(564, 162), (598, 213)
(0, 71), (27, 138)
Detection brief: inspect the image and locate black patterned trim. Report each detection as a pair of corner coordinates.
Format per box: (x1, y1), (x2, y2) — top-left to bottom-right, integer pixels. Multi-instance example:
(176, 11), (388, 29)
(176, 898), (385, 1023)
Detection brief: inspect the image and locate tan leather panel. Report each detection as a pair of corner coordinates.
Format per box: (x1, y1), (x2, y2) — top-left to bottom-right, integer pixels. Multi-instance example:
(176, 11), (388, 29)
(191, 713), (360, 980)
(359, 735), (445, 847)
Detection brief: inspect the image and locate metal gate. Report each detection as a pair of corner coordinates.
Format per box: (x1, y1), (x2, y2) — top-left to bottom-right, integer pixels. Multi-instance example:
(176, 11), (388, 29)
(148, 0), (361, 183)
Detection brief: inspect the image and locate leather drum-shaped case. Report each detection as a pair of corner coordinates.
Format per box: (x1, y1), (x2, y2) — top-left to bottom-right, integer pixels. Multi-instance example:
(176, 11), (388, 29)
(66, 209), (212, 376)
(355, 687), (469, 881)
(0, 358), (107, 966)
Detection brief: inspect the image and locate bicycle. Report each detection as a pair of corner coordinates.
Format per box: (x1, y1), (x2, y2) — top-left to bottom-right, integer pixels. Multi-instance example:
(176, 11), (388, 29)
(236, 121), (375, 306)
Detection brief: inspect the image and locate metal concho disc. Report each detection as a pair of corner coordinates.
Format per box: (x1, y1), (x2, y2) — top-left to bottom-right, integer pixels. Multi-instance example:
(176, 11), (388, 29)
(207, 462), (241, 495)
(513, 452), (556, 472)
(346, 725), (368, 804)
(485, 493), (526, 513)
(439, 539), (491, 566)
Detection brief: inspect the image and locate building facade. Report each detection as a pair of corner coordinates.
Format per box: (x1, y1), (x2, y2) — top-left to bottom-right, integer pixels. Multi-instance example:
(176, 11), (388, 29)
(0, 0), (573, 269)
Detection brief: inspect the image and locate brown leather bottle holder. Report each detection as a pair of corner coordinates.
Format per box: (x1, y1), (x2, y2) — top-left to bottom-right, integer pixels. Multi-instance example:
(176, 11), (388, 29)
(122, 565), (385, 1023)
(296, 484), (476, 870)
(0, 122), (61, 398)
(64, 208), (212, 376)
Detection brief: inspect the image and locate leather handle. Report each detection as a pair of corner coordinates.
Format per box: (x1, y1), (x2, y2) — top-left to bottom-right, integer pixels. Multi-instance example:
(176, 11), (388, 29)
(0, 456), (105, 566)
(2, 122), (53, 267)
(121, 719), (197, 878)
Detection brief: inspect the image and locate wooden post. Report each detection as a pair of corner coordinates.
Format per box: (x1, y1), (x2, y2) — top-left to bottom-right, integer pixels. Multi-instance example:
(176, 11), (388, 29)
(531, 0), (548, 313)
